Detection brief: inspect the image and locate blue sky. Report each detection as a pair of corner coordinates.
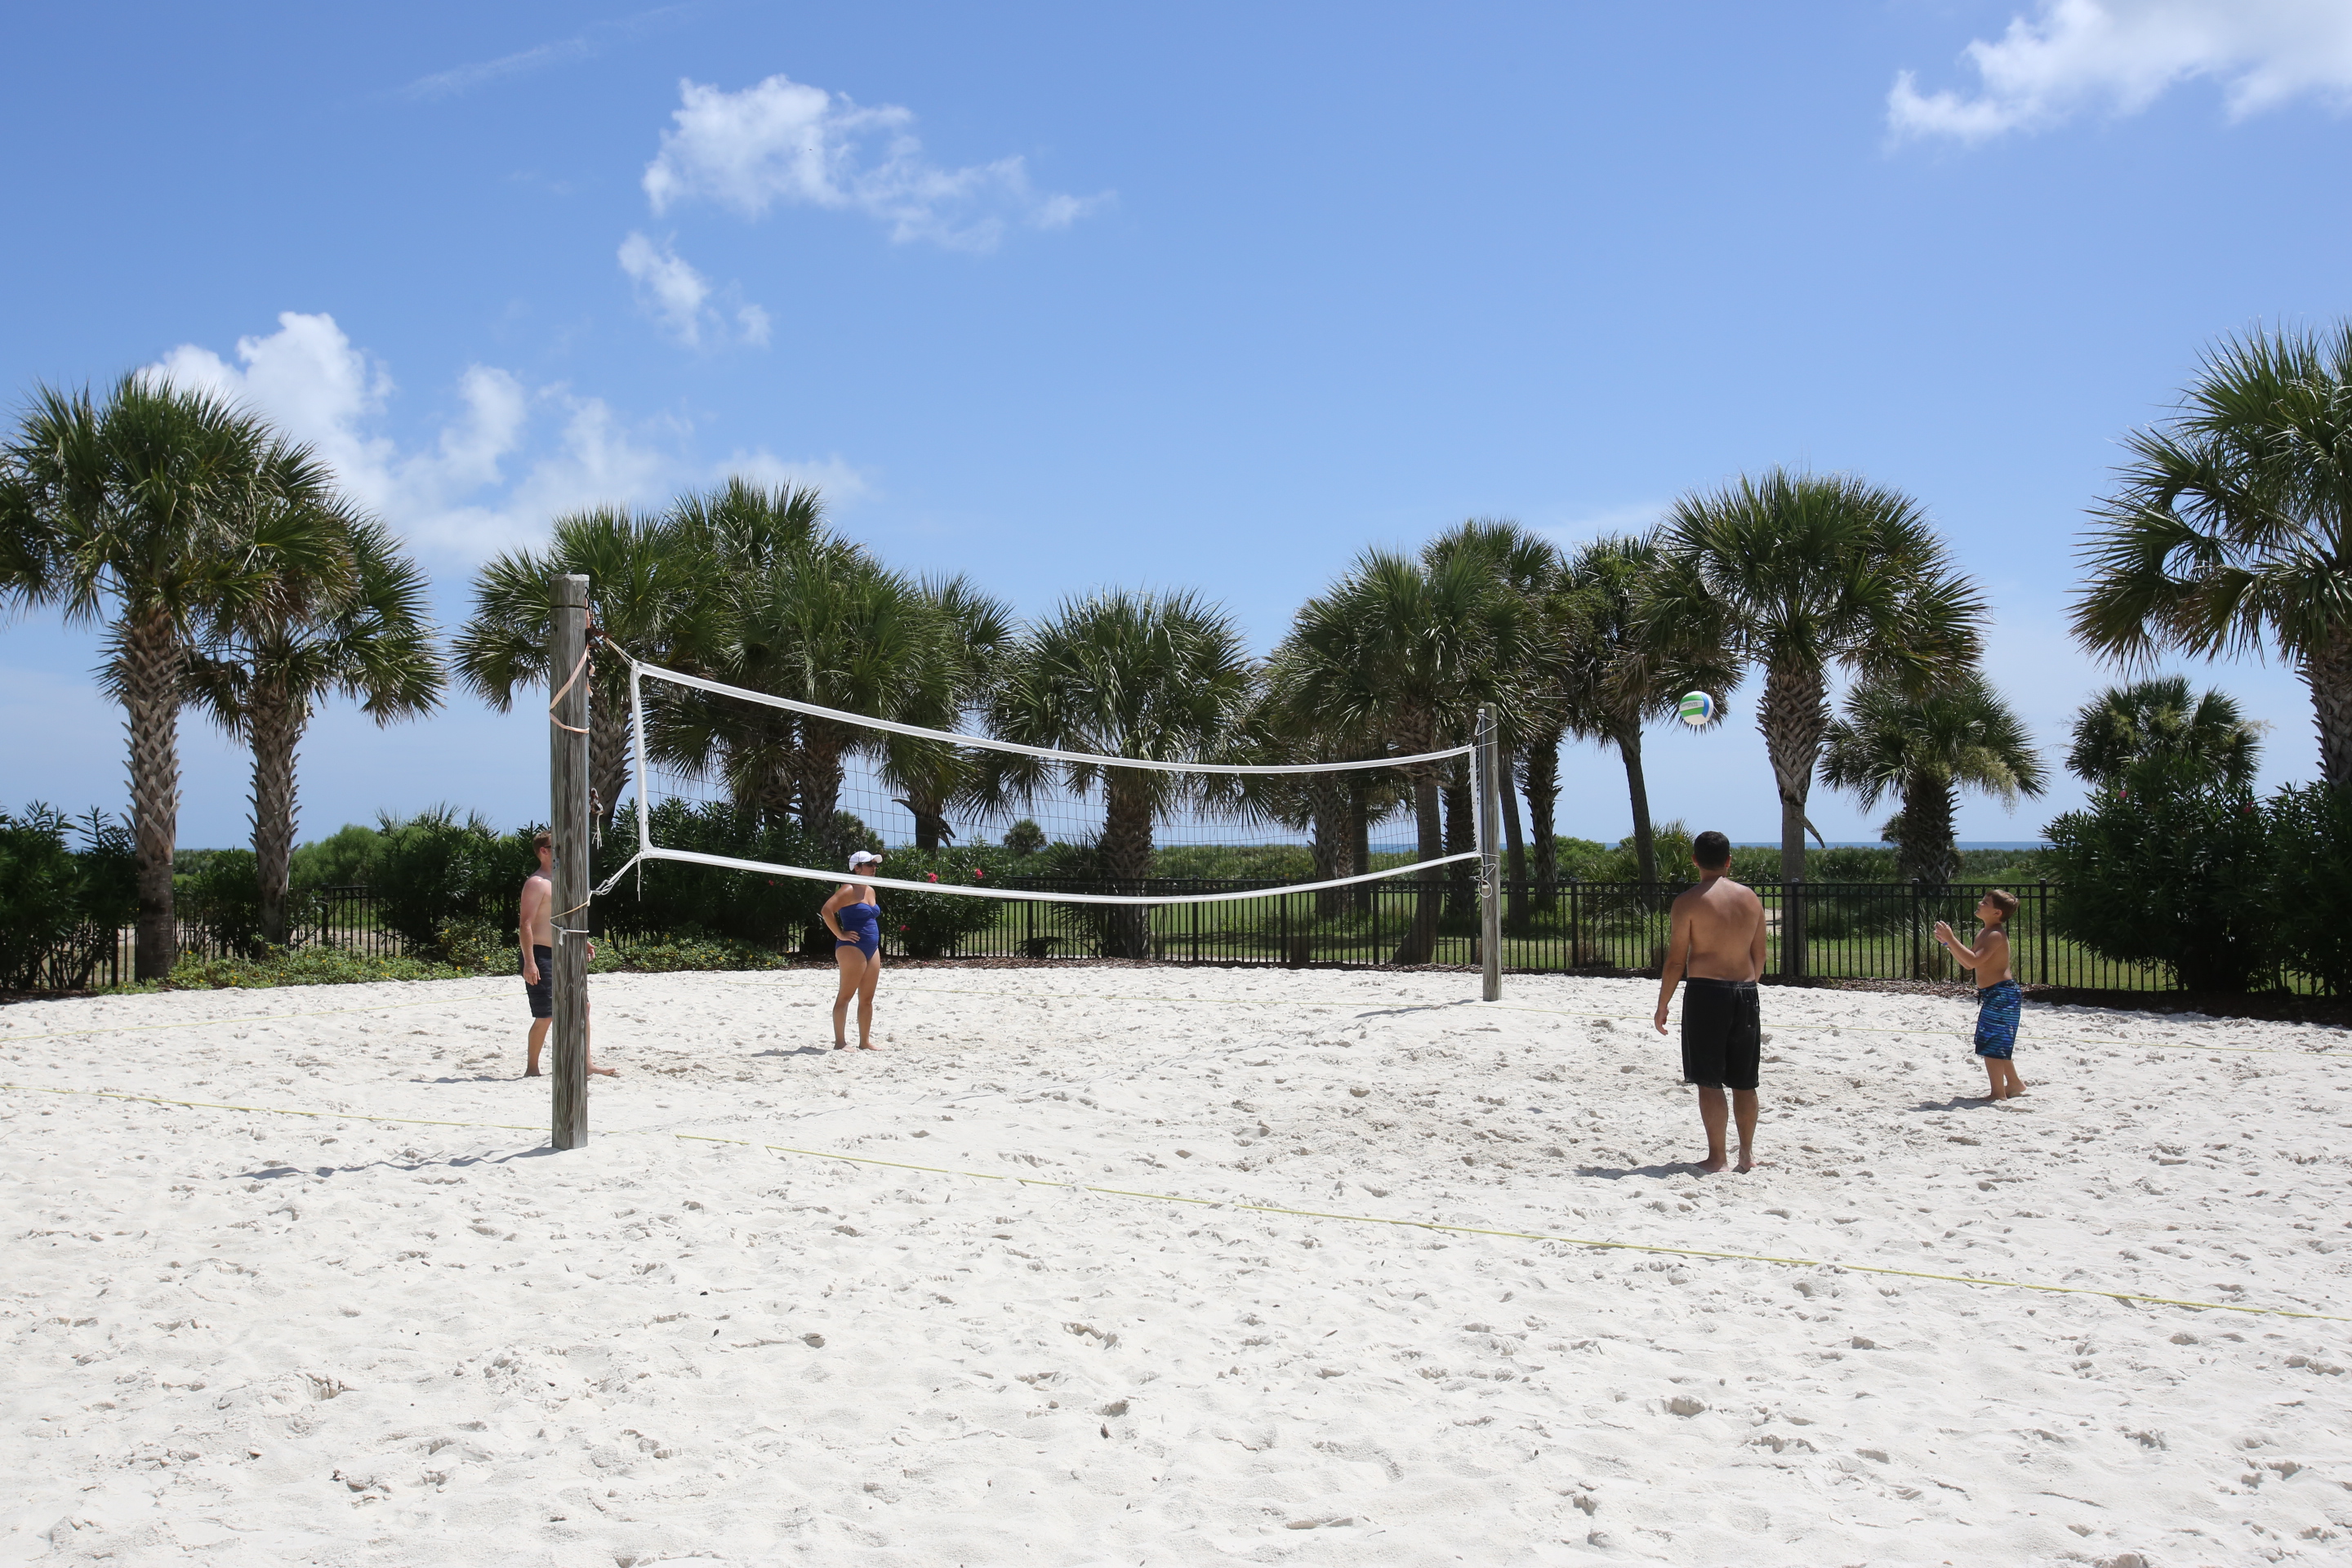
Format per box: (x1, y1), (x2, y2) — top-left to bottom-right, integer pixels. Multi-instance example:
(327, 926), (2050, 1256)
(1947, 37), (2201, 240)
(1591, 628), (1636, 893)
(5, 2), (2350, 851)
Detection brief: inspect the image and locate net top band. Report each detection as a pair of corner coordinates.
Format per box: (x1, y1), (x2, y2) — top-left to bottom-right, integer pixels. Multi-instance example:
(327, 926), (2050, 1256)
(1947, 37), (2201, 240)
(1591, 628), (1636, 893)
(626, 656), (1477, 777)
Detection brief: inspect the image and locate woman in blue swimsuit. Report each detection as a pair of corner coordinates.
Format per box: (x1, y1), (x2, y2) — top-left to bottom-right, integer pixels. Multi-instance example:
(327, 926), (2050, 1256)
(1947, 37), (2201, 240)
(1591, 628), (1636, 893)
(822, 850), (885, 1050)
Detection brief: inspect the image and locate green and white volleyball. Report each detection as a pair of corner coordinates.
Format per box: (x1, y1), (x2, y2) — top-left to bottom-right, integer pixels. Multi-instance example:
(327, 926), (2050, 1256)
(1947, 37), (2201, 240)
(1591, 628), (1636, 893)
(1677, 691), (1716, 727)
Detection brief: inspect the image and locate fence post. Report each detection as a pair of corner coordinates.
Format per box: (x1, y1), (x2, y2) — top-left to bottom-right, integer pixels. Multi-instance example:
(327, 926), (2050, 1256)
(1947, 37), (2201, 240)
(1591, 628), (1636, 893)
(549, 573), (591, 1152)
(1909, 880), (1923, 981)
(2038, 881), (2051, 986)
(1477, 707), (1502, 1000)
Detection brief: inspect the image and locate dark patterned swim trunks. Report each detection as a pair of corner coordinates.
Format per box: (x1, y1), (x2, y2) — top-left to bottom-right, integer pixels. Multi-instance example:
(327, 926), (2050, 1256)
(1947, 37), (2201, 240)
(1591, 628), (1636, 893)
(1973, 978), (2021, 1060)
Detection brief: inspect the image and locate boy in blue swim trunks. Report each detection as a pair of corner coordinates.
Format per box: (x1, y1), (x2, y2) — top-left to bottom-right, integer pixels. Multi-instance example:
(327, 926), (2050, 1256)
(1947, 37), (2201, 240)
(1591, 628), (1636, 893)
(1934, 889), (2025, 1102)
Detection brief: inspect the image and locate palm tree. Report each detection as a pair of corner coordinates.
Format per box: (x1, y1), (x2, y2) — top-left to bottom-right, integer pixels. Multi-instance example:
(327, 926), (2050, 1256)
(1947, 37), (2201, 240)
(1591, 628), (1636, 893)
(1649, 470), (1982, 976)
(645, 479), (850, 829)
(1820, 673), (2046, 887)
(1558, 529), (1739, 889)
(725, 546), (959, 855)
(885, 574), (1017, 850)
(188, 508), (442, 945)
(2065, 676), (2262, 791)
(2073, 323), (2352, 786)
(1277, 550), (1525, 962)
(1420, 519), (1568, 931)
(0, 376), (346, 977)
(985, 588), (1254, 958)
(454, 505), (691, 844)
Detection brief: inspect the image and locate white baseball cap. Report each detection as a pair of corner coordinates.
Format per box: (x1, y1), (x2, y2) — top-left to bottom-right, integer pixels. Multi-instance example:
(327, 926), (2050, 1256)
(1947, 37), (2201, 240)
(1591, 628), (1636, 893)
(849, 850), (882, 868)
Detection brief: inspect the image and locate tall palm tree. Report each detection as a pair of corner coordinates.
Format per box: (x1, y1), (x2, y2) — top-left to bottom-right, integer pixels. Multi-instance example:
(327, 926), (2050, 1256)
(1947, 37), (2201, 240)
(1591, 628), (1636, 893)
(454, 505), (691, 844)
(725, 546), (959, 854)
(1420, 519), (1568, 930)
(1559, 528), (1738, 889)
(1820, 672), (2046, 887)
(885, 573), (1017, 850)
(2073, 323), (2352, 786)
(0, 376), (346, 977)
(647, 479), (851, 829)
(2065, 676), (2262, 791)
(188, 509), (442, 945)
(985, 588), (1254, 958)
(1649, 470), (1982, 975)
(1278, 550), (1524, 962)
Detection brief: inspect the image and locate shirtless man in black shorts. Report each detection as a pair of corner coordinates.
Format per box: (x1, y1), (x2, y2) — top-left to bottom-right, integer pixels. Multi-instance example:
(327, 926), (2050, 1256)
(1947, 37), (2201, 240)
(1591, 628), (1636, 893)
(1652, 830), (1768, 1173)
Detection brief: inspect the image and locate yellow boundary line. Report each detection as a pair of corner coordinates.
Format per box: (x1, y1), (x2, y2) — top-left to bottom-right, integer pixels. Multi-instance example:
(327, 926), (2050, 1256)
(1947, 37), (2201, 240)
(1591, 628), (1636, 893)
(7, 1080), (2345, 1326)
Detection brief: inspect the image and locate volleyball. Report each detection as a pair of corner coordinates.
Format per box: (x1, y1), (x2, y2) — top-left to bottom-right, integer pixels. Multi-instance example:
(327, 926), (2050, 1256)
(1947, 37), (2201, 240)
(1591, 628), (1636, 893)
(1677, 691), (1716, 727)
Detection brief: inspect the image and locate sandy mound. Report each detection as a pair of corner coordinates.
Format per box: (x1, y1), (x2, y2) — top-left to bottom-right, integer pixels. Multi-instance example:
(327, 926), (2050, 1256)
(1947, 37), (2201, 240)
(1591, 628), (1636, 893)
(2, 967), (2347, 1565)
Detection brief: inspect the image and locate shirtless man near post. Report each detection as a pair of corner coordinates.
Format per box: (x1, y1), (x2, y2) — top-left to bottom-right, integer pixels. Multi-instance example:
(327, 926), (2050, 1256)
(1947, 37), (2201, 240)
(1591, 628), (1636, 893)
(519, 832), (614, 1080)
(1652, 830), (1768, 1174)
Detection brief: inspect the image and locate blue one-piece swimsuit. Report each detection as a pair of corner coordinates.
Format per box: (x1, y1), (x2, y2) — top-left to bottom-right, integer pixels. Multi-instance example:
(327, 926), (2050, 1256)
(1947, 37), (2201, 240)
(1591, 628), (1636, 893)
(836, 899), (880, 960)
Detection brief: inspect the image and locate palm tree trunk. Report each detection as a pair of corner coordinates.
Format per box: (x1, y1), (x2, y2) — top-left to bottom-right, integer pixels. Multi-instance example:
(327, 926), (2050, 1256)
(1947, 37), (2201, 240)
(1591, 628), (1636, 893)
(1348, 777), (1372, 917)
(122, 608), (182, 980)
(1392, 773), (1444, 964)
(1443, 761), (1472, 918)
(1762, 658), (1830, 979)
(1895, 770), (1958, 888)
(590, 681), (628, 846)
(1102, 776), (1155, 959)
(1615, 722), (1656, 888)
(1310, 777), (1347, 918)
(1498, 746), (1529, 934)
(248, 682), (303, 947)
(800, 727), (848, 858)
(2306, 630), (2352, 789)
(1521, 730), (1560, 908)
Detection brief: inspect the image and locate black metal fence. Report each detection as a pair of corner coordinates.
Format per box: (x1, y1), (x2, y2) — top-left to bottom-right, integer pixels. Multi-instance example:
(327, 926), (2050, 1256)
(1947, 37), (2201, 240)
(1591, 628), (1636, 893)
(951, 877), (2182, 990)
(33, 877), (2210, 994)
(63, 884), (408, 990)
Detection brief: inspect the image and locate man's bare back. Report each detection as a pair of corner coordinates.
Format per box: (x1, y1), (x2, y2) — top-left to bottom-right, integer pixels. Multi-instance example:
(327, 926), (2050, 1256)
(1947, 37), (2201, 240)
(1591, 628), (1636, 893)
(1653, 835), (1770, 1174)
(1672, 876), (1766, 982)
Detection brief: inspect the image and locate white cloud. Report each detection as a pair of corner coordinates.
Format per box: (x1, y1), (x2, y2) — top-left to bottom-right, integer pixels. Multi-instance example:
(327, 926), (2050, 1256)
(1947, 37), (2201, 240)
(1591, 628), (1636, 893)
(145, 312), (678, 558)
(715, 448), (873, 506)
(643, 72), (1109, 251)
(404, 37), (595, 100)
(1889, 0), (2352, 142)
(617, 231), (768, 350)
(618, 231), (710, 344)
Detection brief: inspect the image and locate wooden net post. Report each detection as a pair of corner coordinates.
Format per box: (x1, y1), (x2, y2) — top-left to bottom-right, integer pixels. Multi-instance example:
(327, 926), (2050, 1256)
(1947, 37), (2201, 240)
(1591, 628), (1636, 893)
(1477, 706), (1502, 1002)
(550, 573), (590, 1152)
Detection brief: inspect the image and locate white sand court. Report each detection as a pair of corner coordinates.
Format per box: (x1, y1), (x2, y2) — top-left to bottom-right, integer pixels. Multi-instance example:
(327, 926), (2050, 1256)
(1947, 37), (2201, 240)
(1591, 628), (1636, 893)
(3, 967), (2348, 1565)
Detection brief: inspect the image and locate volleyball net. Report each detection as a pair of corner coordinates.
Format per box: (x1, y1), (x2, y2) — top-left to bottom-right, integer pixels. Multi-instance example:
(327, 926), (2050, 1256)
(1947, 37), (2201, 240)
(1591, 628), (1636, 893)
(591, 653), (1489, 911)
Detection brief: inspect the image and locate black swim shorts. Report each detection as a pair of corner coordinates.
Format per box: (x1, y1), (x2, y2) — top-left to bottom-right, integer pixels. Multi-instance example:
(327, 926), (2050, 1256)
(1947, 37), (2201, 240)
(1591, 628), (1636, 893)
(523, 944), (554, 1020)
(1681, 977), (1761, 1092)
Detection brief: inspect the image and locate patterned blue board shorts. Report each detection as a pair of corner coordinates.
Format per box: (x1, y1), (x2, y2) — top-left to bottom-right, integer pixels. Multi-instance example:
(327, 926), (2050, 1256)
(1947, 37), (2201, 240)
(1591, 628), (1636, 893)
(1974, 979), (2022, 1060)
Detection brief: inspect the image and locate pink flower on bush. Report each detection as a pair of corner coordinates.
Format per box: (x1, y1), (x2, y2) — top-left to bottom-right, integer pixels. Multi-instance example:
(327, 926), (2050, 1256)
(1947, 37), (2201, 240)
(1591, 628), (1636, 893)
(927, 871), (939, 883)
(974, 868), (985, 880)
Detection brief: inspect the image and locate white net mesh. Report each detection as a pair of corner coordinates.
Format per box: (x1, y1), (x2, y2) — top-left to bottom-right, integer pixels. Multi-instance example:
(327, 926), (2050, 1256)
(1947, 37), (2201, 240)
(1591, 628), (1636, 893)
(600, 656), (1484, 909)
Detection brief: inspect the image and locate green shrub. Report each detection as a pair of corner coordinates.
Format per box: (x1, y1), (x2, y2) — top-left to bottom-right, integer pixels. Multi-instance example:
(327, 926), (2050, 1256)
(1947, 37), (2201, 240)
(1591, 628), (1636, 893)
(0, 804), (136, 989)
(437, 916), (513, 974)
(176, 848), (267, 957)
(614, 937), (790, 973)
(371, 807), (537, 956)
(1001, 818), (1047, 858)
(600, 800), (829, 952)
(2266, 782), (2352, 995)
(290, 823), (382, 887)
(167, 946), (473, 988)
(884, 851), (1013, 958)
(2044, 758), (2275, 992)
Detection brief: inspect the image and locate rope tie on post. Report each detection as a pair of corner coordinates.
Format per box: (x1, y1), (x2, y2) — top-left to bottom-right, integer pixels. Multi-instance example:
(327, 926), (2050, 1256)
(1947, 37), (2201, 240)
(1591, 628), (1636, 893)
(547, 643), (593, 736)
